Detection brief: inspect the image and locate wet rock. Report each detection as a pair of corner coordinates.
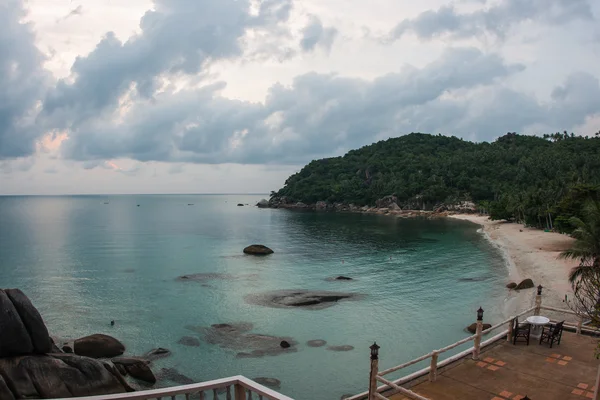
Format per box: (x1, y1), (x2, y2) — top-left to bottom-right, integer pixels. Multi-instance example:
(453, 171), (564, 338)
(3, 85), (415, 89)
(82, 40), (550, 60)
(158, 368), (195, 385)
(245, 290), (363, 310)
(112, 357), (156, 384)
(280, 341), (290, 348)
(243, 245), (274, 255)
(466, 323), (492, 334)
(177, 336), (200, 347)
(74, 334), (125, 358)
(253, 377), (281, 389)
(237, 204), (244, 206)
(306, 340), (327, 347)
(506, 282), (517, 289)
(326, 345), (354, 352)
(326, 276), (353, 281)
(143, 347), (171, 361)
(515, 279), (534, 290)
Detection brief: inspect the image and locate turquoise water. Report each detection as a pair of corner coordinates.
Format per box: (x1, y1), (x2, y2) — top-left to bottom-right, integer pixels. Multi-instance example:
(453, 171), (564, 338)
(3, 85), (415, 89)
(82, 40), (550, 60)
(0, 195), (509, 399)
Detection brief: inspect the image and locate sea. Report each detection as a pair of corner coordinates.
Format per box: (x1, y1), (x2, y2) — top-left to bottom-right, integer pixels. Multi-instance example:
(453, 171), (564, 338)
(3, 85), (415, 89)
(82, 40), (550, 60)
(0, 194), (513, 400)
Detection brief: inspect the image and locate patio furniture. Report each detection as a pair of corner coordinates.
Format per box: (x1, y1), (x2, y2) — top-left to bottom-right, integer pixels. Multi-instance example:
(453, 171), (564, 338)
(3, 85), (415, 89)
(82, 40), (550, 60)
(512, 316), (531, 345)
(539, 320), (564, 348)
(526, 315), (550, 340)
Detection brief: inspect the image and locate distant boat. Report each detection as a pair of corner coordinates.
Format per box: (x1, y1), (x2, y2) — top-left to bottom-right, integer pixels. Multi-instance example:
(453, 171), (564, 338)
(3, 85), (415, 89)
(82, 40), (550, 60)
(188, 204), (194, 206)
(137, 204), (140, 207)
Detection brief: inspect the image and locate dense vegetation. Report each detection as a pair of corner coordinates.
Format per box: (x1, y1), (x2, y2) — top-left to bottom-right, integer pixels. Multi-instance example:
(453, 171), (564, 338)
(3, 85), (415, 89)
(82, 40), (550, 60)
(272, 132), (600, 231)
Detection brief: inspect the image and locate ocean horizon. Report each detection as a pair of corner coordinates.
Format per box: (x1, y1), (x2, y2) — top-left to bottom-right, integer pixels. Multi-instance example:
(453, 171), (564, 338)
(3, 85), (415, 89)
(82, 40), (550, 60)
(0, 194), (510, 400)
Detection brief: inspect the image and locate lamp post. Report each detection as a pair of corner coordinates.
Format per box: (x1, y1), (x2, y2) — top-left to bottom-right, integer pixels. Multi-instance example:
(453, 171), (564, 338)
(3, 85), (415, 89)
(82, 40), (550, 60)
(368, 343), (380, 400)
(535, 285), (543, 315)
(473, 307), (484, 360)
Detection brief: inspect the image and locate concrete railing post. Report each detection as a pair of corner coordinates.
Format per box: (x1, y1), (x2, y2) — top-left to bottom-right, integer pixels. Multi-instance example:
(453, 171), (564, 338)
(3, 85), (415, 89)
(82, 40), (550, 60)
(534, 285), (543, 316)
(429, 351), (439, 382)
(472, 307), (484, 360)
(368, 343), (380, 400)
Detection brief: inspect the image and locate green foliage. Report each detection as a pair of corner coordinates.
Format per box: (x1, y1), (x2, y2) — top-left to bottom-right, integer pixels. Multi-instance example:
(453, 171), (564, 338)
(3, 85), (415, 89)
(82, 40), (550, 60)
(274, 132), (600, 229)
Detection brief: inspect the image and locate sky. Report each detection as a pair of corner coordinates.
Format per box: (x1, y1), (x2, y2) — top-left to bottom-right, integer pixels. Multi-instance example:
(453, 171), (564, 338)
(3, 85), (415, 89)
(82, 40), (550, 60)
(1, 0), (599, 195)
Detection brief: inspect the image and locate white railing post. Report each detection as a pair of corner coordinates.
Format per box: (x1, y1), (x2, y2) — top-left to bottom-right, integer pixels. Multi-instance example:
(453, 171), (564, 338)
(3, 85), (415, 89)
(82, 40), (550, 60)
(235, 383), (246, 400)
(593, 365), (600, 400)
(472, 307), (484, 360)
(577, 315), (583, 335)
(368, 343), (380, 400)
(507, 317), (514, 343)
(429, 351), (439, 382)
(534, 285), (543, 316)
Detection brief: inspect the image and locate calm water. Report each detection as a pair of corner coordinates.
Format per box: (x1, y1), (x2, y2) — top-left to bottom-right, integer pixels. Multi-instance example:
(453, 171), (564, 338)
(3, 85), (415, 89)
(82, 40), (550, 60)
(0, 195), (510, 399)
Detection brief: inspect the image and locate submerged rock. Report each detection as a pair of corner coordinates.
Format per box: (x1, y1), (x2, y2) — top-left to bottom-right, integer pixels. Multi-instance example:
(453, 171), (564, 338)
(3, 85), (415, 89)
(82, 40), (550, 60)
(245, 289), (364, 310)
(306, 340), (327, 347)
(158, 368), (195, 385)
(177, 336), (200, 347)
(515, 279), (534, 290)
(326, 276), (353, 281)
(253, 377), (281, 389)
(143, 347), (171, 361)
(326, 345), (354, 352)
(243, 245), (274, 255)
(74, 334), (125, 358)
(177, 273), (257, 283)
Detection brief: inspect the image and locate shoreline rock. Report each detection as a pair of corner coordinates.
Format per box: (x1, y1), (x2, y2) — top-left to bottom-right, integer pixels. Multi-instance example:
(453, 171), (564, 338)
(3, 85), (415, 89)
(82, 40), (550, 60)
(243, 245), (274, 255)
(74, 334), (125, 359)
(515, 278), (534, 290)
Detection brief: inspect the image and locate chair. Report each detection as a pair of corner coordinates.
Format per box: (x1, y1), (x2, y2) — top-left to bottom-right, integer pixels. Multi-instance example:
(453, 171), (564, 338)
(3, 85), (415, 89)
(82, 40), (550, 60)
(539, 320), (564, 348)
(512, 317), (531, 345)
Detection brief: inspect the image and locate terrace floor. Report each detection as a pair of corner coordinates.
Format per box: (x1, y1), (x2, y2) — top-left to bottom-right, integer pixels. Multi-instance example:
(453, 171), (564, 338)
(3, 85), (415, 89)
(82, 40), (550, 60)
(389, 332), (600, 400)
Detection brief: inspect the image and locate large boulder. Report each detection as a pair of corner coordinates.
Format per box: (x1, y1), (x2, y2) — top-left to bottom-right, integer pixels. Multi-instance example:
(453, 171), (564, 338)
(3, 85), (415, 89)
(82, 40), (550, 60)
(388, 202), (401, 210)
(256, 199), (269, 208)
(0, 290), (34, 357)
(515, 279), (534, 290)
(376, 195), (399, 209)
(0, 353), (131, 398)
(466, 323), (492, 334)
(5, 289), (52, 354)
(243, 244), (274, 255)
(74, 334), (125, 358)
(112, 357), (156, 384)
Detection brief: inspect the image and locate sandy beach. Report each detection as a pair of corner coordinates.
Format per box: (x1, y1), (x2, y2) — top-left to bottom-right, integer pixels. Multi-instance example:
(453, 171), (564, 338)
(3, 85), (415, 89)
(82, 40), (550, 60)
(450, 214), (578, 317)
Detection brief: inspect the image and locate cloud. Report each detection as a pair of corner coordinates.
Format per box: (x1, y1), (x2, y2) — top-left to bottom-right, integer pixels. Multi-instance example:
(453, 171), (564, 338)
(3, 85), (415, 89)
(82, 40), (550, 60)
(0, 0), (50, 159)
(387, 0), (594, 42)
(59, 46), (600, 166)
(42, 0), (293, 129)
(300, 16), (338, 53)
(44, 167), (58, 174)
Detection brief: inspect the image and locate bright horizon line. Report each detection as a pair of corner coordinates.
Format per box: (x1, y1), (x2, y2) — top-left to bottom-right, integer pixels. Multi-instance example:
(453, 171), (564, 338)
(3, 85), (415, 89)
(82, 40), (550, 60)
(0, 193), (271, 197)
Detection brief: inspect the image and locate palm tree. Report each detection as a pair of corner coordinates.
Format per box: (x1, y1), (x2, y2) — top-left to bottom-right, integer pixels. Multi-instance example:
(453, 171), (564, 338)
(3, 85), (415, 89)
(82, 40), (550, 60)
(560, 200), (600, 284)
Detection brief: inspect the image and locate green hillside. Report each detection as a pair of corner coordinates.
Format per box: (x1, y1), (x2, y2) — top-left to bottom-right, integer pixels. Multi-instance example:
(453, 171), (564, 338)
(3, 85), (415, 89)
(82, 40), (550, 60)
(271, 132), (600, 231)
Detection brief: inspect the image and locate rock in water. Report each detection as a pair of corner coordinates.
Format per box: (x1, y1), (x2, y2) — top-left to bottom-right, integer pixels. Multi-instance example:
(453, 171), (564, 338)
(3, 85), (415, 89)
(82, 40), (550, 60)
(256, 199), (269, 208)
(243, 245), (274, 255)
(158, 368), (195, 385)
(0, 353), (131, 398)
(253, 377), (281, 389)
(112, 357), (156, 384)
(515, 279), (534, 290)
(177, 336), (200, 347)
(245, 290), (363, 310)
(466, 323), (492, 334)
(336, 276), (352, 281)
(0, 290), (34, 357)
(280, 340), (290, 348)
(326, 345), (354, 352)
(306, 340), (327, 347)
(74, 334), (125, 358)
(4, 289), (52, 354)
(237, 203), (244, 206)
(506, 282), (517, 289)
(144, 348), (171, 361)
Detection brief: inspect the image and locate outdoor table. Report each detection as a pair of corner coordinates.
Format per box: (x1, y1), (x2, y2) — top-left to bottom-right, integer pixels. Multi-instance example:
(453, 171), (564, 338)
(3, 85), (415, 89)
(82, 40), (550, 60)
(526, 315), (550, 340)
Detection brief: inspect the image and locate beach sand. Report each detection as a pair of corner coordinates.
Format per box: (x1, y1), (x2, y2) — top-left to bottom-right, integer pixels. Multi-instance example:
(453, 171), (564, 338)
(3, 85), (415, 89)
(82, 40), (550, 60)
(450, 214), (578, 318)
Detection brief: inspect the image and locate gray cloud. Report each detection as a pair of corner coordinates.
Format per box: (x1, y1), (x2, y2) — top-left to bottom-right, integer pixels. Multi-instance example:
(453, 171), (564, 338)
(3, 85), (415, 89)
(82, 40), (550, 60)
(58, 46), (600, 166)
(300, 16), (338, 52)
(388, 0), (594, 41)
(0, 0), (49, 159)
(57, 5), (83, 23)
(42, 0), (293, 129)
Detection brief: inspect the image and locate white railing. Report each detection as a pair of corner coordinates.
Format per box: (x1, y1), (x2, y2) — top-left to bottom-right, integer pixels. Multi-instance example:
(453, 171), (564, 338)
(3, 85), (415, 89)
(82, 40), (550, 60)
(57, 376), (294, 400)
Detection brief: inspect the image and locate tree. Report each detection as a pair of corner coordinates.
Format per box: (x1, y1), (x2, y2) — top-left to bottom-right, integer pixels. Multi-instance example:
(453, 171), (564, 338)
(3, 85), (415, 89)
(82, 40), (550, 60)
(559, 200), (600, 284)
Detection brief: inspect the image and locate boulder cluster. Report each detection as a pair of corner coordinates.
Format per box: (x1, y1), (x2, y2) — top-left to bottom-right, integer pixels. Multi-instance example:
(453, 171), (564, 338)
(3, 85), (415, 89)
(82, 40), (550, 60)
(0, 288), (160, 399)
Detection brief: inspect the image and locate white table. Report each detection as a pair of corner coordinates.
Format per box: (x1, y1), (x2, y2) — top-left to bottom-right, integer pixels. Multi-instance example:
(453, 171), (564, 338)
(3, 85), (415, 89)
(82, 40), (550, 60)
(526, 315), (550, 340)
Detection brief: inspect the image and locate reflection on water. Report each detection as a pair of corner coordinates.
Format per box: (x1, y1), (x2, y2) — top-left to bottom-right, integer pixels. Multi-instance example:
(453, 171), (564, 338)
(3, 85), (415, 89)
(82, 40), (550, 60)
(0, 195), (509, 400)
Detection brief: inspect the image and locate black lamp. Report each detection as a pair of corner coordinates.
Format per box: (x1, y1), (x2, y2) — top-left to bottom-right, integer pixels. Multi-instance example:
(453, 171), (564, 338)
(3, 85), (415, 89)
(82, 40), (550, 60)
(370, 342), (380, 360)
(477, 307), (484, 321)
(537, 285), (543, 295)
(523, 395), (530, 400)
